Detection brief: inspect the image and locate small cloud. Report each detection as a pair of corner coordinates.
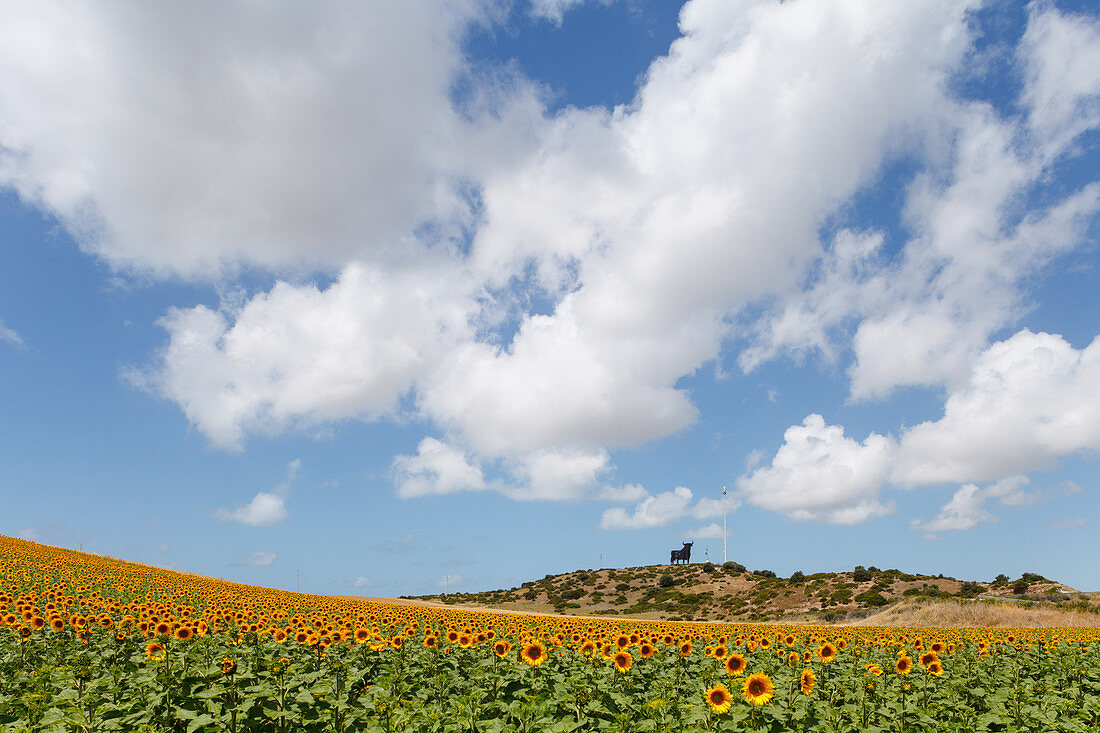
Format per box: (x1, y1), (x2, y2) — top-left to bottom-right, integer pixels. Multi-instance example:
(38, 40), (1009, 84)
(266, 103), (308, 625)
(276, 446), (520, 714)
(0, 319), (24, 348)
(441, 556), (474, 569)
(1047, 518), (1087, 530)
(234, 551), (277, 566)
(214, 459), (299, 527)
(909, 484), (996, 539)
(17, 528), (38, 541)
(600, 487), (694, 530)
(156, 542), (170, 553)
(393, 438), (486, 498)
(597, 483), (650, 503)
(215, 492), (288, 527)
(684, 523), (725, 539)
(354, 575), (371, 588)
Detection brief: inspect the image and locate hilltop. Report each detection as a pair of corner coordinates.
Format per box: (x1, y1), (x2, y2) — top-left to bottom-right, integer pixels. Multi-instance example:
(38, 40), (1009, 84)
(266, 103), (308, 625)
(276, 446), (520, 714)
(408, 561), (1096, 624)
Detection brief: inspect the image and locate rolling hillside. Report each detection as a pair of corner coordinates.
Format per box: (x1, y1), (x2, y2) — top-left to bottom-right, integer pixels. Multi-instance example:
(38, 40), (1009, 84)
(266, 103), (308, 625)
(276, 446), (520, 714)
(409, 561), (1094, 623)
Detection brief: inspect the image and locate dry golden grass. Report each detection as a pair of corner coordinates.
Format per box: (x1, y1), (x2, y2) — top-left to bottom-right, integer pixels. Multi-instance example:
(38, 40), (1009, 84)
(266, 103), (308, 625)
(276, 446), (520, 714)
(848, 596), (1100, 628)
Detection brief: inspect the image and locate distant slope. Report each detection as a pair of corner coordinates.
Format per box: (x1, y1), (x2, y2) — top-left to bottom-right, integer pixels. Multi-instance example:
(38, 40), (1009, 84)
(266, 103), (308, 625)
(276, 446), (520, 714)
(409, 562), (1094, 623)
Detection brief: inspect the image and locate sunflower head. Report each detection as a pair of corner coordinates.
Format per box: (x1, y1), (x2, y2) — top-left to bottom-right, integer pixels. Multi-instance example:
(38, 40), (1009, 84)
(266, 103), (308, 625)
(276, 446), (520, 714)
(800, 669), (816, 696)
(742, 672), (775, 706)
(704, 683), (733, 714)
(221, 657), (237, 675)
(613, 650), (633, 673)
(520, 642), (547, 666)
(896, 656), (913, 675)
(818, 643), (838, 663)
(725, 653), (747, 676)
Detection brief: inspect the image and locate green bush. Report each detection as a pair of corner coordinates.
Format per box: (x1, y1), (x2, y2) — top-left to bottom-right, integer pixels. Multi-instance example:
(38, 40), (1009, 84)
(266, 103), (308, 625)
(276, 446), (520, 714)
(658, 574), (675, 588)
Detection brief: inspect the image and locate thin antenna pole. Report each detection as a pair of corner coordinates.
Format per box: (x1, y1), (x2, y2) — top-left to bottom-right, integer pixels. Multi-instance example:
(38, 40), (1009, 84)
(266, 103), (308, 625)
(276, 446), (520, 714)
(722, 486), (727, 565)
(296, 569), (300, 593)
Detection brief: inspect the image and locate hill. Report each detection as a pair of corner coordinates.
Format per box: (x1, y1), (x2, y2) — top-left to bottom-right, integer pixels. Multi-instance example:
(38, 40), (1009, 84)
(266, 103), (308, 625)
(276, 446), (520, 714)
(408, 561), (1097, 624)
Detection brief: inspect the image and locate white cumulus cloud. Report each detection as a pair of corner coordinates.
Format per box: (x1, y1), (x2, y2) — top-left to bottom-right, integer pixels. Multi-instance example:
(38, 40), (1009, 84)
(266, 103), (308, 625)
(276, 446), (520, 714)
(215, 459), (298, 526)
(215, 492), (288, 527)
(737, 415), (895, 524)
(893, 331), (1100, 485)
(0, 319), (23, 348)
(393, 437), (487, 498)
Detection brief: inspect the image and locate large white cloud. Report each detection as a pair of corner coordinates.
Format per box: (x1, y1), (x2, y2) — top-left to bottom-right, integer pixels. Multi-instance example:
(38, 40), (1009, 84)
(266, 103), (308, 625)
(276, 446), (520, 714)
(737, 414), (896, 524)
(0, 1), (488, 278)
(4, 1), (1098, 509)
(745, 331), (1100, 524)
(894, 330), (1100, 485)
(743, 4), (1100, 401)
(133, 263), (477, 449)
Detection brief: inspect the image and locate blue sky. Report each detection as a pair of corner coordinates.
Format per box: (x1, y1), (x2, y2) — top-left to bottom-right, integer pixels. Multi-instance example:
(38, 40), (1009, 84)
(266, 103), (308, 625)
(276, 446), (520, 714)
(2, 0), (1099, 597)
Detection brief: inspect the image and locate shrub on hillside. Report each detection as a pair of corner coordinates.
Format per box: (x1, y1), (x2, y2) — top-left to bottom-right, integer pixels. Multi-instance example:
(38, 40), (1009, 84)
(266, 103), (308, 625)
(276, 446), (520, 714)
(658, 574), (675, 588)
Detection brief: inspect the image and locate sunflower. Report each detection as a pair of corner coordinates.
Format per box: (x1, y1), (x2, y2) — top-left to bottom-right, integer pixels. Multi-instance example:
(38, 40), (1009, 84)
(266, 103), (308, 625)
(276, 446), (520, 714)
(50, 617), (65, 631)
(579, 640), (597, 656)
(712, 644), (727, 659)
(679, 641), (693, 657)
(174, 625), (193, 641)
(145, 642), (165, 661)
(613, 650), (633, 673)
(459, 634), (473, 648)
(639, 642), (656, 659)
(818, 643), (838, 663)
(742, 672), (775, 706)
(493, 640), (511, 658)
(800, 669), (816, 695)
(920, 651), (939, 668)
(520, 642), (548, 666)
(155, 621), (171, 636)
(725, 653), (747, 676)
(221, 657), (237, 675)
(704, 683), (733, 714)
(424, 635), (438, 649)
(865, 663), (883, 676)
(927, 661), (943, 676)
(616, 634), (630, 649)
(896, 656), (913, 675)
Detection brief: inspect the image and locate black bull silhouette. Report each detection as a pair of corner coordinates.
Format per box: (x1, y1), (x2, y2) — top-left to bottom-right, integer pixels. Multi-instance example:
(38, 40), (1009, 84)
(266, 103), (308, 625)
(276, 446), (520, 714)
(670, 542), (693, 564)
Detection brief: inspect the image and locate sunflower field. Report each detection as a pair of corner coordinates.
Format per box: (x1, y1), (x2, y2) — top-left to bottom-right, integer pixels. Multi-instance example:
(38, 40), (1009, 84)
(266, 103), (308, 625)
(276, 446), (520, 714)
(2, 536), (1099, 732)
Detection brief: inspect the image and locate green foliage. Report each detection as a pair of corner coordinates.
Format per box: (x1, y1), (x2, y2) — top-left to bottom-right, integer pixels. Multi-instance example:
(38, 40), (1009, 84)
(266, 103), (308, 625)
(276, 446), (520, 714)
(788, 571), (805, 584)
(852, 566), (873, 582)
(657, 574), (675, 589)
